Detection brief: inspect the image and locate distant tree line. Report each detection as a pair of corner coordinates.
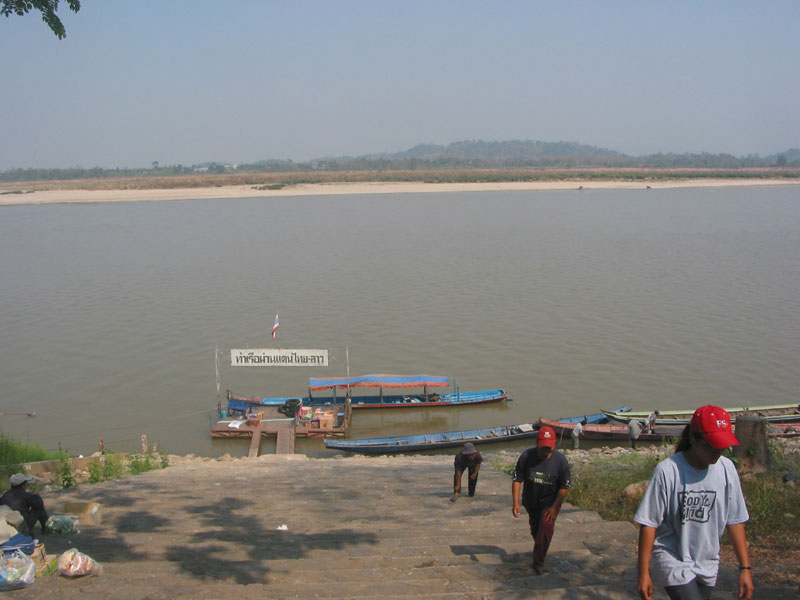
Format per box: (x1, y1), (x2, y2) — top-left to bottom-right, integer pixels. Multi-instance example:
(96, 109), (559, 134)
(2, 141), (799, 183)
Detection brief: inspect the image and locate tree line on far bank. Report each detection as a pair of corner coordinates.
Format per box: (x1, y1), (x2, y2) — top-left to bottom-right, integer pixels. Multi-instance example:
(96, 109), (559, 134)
(2, 142), (799, 184)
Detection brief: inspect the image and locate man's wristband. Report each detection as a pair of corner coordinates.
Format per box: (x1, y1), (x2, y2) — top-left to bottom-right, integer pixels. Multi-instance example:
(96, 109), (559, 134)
(739, 566), (752, 571)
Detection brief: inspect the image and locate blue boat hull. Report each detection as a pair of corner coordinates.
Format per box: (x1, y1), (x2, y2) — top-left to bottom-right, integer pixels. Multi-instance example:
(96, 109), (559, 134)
(323, 423), (539, 454)
(226, 389), (507, 413)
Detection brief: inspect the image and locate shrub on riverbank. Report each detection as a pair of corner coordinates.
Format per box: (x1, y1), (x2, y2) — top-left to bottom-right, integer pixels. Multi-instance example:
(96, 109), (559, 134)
(0, 432), (68, 486)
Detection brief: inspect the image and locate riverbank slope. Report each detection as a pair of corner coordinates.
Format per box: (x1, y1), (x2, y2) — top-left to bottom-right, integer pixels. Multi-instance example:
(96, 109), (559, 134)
(18, 452), (797, 599)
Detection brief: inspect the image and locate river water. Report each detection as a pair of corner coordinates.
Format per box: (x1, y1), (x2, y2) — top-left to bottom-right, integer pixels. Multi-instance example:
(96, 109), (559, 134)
(1, 186), (798, 457)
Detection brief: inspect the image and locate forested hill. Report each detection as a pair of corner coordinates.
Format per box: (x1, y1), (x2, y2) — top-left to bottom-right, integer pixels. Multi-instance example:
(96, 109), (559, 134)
(314, 139), (798, 169)
(384, 140), (621, 160)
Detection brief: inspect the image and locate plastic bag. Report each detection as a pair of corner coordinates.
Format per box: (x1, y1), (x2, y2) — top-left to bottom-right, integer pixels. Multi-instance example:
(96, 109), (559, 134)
(0, 533), (35, 555)
(57, 548), (102, 577)
(0, 550), (35, 590)
(45, 515), (78, 534)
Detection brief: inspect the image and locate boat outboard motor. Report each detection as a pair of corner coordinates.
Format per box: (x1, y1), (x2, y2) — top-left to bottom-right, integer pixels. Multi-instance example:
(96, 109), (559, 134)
(279, 398), (302, 417)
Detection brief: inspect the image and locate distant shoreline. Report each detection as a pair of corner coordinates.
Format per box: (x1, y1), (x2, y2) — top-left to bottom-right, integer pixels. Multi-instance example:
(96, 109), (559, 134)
(1, 178), (799, 206)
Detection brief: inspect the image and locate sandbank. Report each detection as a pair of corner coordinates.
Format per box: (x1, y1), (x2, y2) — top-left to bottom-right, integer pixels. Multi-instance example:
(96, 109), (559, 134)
(1, 178), (798, 206)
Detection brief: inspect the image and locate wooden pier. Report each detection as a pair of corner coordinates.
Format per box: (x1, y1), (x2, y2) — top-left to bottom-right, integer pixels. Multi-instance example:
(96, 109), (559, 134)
(211, 400), (352, 457)
(246, 421), (296, 457)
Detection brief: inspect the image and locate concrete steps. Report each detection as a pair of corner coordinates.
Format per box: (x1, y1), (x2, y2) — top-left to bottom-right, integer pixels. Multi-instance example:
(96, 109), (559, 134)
(20, 454), (794, 599)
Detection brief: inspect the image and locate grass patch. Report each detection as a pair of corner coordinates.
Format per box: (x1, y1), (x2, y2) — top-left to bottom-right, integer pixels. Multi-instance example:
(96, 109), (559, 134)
(1, 431), (170, 489)
(494, 441), (800, 548)
(129, 452), (161, 475)
(568, 452), (662, 522)
(0, 432), (68, 486)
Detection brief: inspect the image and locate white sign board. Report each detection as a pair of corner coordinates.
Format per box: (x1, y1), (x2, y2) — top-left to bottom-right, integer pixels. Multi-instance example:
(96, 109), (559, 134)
(230, 348), (329, 367)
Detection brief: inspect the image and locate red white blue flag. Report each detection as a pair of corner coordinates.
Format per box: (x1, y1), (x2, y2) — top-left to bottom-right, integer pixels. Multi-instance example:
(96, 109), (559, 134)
(271, 314), (279, 340)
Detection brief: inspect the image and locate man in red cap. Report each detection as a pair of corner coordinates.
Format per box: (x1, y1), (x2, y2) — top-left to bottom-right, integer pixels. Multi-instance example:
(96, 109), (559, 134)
(511, 426), (571, 575)
(634, 405), (753, 600)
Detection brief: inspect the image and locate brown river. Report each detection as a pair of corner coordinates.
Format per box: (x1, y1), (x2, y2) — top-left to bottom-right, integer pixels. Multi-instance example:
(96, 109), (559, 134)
(0, 186), (798, 457)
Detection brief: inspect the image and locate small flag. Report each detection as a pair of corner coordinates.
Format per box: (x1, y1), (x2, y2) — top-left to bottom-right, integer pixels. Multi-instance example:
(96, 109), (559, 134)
(272, 313), (279, 340)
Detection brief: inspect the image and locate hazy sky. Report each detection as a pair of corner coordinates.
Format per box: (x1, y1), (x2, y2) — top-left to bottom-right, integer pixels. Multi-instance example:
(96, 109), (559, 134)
(2, 1), (798, 169)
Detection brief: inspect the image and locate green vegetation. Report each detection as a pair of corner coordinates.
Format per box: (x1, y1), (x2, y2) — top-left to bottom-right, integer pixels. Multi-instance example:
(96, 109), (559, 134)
(738, 439), (800, 548)
(87, 453), (125, 483)
(1, 0), (81, 39)
(0, 431), (168, 489)
(54, 458), (76, 489)
(2, 139), (800, 185)
(128, 452), (162, 475)
(495, 442), (800, 552)
(567, 450), (800, 549)
(0, 432), (68, 486)
(568, 452), (662, 522)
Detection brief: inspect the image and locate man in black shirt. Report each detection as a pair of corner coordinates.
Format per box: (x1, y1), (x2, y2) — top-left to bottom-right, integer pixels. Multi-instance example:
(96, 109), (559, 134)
(0, 473), (48, 536)
(451, 442), (482, 502)
(512, 426), (571, 575)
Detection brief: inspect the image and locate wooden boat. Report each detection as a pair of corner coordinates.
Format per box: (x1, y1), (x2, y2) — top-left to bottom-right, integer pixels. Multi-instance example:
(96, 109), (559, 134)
(538, 417), (685, 442)
(308, 374), (507, 408)
(322, 405), (629, 454)
(603, 403), (800, 426)
(324, 422), (538, 454)
(557, 406), (629, 424)
(540, 417), (800, 442)
(225, 374), (508, 413)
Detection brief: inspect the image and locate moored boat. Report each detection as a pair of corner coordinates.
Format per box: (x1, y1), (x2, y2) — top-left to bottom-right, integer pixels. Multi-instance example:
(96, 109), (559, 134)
(557, 405), (629, 424)
(538, 417), (684, 442)
(324, 422), (538, 454)
(224, 374), (508, 414)
(322, 405), (630, 454)
(603, 403), (800, 426)
(541, 417), (800, 442)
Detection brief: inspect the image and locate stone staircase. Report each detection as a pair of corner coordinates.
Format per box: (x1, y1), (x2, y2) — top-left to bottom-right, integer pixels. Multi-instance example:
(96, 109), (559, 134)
(21, 455), (789, 599)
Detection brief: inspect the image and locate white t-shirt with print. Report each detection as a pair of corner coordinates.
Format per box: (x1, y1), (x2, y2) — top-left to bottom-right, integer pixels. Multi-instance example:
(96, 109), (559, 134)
(633, 453), (748, 587)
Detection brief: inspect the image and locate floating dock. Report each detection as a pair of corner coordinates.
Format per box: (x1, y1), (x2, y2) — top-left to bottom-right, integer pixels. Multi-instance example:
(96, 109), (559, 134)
(211, 401), (351, 456)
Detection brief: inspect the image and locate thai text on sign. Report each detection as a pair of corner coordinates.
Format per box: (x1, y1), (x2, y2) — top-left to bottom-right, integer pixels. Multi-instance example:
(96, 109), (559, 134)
(230, 349), (329, 367)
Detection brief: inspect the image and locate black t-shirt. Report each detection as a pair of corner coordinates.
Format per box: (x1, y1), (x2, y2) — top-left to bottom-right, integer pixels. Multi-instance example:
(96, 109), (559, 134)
(512, 448), (571, 510)
(454, 450), (483, 470)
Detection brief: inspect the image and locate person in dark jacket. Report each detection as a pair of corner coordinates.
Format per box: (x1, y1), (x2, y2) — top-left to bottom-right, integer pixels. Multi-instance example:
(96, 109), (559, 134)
(451, 442), (483, 501)
(0, 474), (48, 536)
(512, 426), (571, 575)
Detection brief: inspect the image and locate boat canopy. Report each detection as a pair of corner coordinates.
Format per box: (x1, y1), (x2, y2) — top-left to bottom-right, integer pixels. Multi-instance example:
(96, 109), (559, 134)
(308, 374), (450, 392)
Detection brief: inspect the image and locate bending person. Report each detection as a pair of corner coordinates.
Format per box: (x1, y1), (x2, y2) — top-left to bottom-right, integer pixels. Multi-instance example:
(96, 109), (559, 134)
(451, 442), (482, 501)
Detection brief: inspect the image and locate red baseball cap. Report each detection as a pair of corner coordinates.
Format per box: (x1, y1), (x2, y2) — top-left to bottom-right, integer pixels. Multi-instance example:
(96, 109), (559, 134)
(690, 405), (739, 449)
(537, 426), (556, 449)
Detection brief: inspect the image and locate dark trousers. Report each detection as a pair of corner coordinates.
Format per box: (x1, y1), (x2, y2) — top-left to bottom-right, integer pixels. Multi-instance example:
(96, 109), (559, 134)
(18, 506), (48, 536)
(664, 580), (714, 600)
(525, 506), (555, 567)
(454, 465), (478, 496)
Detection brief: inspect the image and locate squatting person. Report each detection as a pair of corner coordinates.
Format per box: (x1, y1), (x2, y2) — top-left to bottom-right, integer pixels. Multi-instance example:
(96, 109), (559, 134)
(0, 473), (49, 537)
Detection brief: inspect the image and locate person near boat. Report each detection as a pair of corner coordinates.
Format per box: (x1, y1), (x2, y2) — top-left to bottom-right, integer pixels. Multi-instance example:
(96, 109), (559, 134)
(451, 442), (482, 501)
(634, 405), (753, 600)
(511, 426), (571, 575)
(571, 418), (586, 449)
(0, 474), (49, 537)
(629, 419), (643, 449)
(647, 411), (660, 434)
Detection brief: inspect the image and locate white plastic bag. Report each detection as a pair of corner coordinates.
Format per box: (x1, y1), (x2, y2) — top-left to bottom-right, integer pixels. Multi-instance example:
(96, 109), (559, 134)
(0, 549), (36, 590)
(57, 547), (103, 577)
